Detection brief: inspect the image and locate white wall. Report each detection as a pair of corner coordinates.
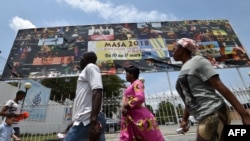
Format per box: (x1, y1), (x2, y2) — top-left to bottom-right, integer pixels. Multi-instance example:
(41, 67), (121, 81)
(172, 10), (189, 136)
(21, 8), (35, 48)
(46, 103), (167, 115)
(0, 81), (18, 105)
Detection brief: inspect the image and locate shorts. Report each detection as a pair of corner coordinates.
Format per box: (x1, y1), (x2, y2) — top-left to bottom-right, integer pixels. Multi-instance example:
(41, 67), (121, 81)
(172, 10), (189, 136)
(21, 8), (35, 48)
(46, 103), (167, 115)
(13, 127), (20, 137)
(196, 104), (231, 141)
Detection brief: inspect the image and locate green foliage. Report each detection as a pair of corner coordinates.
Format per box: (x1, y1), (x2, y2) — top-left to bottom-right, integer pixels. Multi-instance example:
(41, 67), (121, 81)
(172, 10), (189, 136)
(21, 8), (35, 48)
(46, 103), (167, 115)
(102, 75), (125, 118)
(146, 104), (154, 114)
(40, 74), (126, 102)
(155, 101), (178, 124)
(176, 104), (184, 118)
(41, 77), (77, 102)
(102, 75), (126, 98)
(7, 81), (18, 87)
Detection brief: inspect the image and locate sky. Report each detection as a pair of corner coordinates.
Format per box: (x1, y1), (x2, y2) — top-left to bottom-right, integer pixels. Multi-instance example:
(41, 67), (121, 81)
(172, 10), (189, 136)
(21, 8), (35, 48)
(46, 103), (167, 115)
(0, 0), (250, 95)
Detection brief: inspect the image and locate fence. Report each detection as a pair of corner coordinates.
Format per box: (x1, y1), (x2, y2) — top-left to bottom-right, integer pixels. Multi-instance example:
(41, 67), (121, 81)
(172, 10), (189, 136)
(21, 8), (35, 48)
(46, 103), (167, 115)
(0, 87), (249, 141)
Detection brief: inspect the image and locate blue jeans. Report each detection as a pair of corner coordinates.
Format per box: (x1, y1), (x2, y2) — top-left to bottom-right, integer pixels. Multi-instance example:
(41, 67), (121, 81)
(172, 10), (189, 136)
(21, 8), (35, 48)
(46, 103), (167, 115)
(13, 127), (20, 141)
(64, 113), (106, 141)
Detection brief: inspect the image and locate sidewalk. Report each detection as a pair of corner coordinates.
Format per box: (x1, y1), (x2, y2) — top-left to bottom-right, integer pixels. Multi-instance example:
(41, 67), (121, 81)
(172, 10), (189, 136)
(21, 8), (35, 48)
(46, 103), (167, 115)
(105, 120), (242, 140)
(161, 120), (242, 135)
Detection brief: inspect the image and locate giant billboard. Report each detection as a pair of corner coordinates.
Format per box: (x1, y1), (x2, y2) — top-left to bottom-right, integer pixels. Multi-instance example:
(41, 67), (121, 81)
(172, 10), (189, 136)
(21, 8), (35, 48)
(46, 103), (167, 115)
(1, 20), (249, 80)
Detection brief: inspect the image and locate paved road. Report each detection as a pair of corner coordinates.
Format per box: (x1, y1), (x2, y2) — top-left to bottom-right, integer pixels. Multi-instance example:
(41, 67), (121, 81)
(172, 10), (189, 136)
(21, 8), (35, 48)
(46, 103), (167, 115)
(105, 120), (242, 141)
(165, 133), (196, 141)
(105, 124), (197, 141)
(161, 124), (197, 141)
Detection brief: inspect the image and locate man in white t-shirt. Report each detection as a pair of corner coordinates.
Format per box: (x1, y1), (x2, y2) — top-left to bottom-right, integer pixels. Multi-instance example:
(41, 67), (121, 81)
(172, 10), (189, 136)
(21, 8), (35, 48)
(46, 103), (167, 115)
(64, 51), (106, 141)
(0, 90), (26, 140)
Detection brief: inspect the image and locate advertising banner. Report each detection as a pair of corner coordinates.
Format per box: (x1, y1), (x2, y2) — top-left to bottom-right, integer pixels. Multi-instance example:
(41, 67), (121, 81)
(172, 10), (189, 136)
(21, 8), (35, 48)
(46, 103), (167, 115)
(1, 20), (249, 80)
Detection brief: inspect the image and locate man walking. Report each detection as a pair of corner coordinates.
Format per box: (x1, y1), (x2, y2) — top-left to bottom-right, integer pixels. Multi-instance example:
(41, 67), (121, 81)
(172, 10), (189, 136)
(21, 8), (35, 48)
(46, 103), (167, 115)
(64, 51), (106, 141)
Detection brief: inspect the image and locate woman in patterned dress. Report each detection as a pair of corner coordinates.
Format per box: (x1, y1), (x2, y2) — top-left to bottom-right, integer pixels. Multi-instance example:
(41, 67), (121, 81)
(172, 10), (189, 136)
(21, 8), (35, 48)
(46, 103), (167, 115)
(119, 65), (165, 141)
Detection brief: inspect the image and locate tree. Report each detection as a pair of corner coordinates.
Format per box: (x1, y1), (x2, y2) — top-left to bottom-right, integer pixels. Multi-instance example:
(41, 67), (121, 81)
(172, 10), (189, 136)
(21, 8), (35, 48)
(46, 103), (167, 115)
(176, 104), (184, 118)
(40, 75), (125, 101)
(7, 81), (18, 87)
(102, 75), (125, 118)
(155, 101), (178, 125)
(41, 77), (77, 102)
(41, 74), (125, 118)
(146, 104), (154, 115)
(102, 75), (126, 98)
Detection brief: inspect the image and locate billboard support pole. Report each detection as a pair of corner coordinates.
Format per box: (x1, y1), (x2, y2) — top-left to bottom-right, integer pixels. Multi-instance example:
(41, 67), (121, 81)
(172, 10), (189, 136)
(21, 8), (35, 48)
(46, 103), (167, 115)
(236, 67), (247, 88)
(165, 69), (179, 126)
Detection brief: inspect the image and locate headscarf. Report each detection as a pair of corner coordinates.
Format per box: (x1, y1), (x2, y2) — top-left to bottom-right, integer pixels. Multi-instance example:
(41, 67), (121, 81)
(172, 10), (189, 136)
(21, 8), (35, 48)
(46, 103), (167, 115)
(177, 38), (199, 54)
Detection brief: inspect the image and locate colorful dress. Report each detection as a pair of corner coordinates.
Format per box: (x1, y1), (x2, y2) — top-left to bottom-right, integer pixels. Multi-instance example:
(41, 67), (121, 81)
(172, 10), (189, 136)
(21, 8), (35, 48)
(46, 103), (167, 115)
(119, 79), (165, 141)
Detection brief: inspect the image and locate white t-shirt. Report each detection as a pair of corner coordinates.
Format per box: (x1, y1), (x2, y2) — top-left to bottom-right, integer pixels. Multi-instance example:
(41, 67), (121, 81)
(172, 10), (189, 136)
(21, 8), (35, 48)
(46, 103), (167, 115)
(3, 100), (21, 127)
(72, 63), (103, 126)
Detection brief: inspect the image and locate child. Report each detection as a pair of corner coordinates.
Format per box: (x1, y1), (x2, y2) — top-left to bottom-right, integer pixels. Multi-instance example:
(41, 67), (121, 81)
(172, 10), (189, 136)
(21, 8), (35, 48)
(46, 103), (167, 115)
(0, 90), (27, 138)
(0, 113), (21, 141)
